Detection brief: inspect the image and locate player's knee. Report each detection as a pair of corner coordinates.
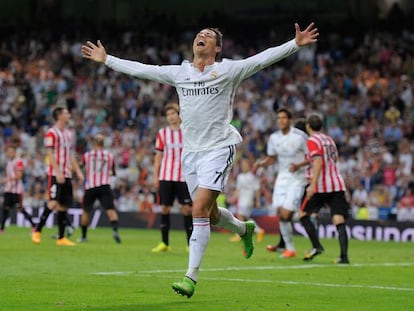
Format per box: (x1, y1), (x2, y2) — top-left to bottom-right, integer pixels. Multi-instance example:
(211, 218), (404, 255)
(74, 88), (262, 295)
(161, 206), (171, 214)
(332, 214), (345, 225)
(181, 204), (192, 216)
(107, 209), (117, 218)
(279, 208), (293, 221)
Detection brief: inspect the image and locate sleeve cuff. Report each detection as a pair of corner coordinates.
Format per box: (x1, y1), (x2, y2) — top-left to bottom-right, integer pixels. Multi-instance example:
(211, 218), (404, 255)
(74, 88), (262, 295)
(105, 55), (114, 66)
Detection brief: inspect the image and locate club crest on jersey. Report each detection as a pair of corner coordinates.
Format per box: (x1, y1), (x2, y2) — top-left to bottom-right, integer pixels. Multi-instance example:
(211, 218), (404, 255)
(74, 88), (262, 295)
(210, 71), (218, 78)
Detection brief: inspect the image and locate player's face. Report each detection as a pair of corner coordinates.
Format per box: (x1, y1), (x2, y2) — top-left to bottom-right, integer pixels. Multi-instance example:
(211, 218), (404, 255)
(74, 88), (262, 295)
(58, 108), (71, 124)
(193, 29), (221, 57)
(166, 109), (180, 126)
(240, 159), (250, 173)
(277, 112), (290, 131)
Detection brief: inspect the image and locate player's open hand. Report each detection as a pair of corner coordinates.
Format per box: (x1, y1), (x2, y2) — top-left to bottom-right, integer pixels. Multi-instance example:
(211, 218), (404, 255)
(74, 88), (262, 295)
(294, 22), (319, 47)
(81, 40), (107, 63)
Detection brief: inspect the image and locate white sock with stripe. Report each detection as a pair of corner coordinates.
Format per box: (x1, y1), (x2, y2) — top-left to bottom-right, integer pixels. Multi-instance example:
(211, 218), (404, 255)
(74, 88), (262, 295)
(185, 218), (210, 282)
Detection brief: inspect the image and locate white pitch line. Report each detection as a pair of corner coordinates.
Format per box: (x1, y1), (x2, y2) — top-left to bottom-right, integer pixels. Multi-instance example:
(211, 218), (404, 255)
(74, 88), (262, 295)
(90, 262), (414, 292)
(195, 276), (414, 292)
(90, 269), (414, 292)
(91, 261), (414, 276)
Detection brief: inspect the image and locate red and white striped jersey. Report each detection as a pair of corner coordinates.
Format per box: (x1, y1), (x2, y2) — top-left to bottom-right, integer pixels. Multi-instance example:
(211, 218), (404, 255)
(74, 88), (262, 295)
(83, 149), (115, 190)
(307, 132), (346, 193)
(4, 157), (24, 194)
(44, 126), (73, 178)
(155, 126), (184, 182)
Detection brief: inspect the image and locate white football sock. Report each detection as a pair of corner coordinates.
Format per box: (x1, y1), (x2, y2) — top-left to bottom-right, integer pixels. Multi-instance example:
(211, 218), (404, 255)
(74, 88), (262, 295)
(185, 218), (210, 282)
(215, 207), (245, 236)
(279, 221), (295, 251)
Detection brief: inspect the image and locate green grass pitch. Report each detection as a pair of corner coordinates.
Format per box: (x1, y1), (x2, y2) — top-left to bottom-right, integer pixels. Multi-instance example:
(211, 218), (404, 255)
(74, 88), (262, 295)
(1, 226), (413, 311)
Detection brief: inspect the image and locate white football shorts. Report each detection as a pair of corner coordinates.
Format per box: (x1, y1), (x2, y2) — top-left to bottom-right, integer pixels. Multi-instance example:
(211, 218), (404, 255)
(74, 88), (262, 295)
(269, 185), (306, 215)
(182, 145), (236, 200)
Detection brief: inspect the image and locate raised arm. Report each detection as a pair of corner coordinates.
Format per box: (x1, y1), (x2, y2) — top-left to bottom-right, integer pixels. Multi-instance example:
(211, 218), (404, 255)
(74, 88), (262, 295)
(81, 40), (177, 85)
(228, 22), (319, 82)
(81, 40), (107, 63)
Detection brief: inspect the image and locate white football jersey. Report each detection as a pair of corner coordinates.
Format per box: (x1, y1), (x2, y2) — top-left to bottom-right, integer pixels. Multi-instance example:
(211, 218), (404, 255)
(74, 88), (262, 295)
(236, 171), (260, 206)
(106, 39), (299, 152)
(267, 127), (308, 187)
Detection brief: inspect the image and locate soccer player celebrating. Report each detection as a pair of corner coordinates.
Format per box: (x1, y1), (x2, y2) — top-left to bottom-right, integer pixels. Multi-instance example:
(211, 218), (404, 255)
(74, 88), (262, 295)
(81, 22), (319, 298)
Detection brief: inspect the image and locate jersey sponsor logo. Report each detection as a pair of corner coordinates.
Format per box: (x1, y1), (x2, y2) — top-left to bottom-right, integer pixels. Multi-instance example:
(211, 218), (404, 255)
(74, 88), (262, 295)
(180, 86), (219, 96)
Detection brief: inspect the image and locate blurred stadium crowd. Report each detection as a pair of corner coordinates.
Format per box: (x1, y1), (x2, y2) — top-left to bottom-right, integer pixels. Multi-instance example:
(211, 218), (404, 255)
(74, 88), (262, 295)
(0, 19), (414, 223)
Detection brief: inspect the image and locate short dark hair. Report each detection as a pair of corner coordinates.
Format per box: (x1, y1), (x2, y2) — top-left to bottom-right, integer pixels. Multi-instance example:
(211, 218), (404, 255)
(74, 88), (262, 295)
(164, 102), (180, 114)
(294, 118), (307, 133)
(276, 107), (293, 119)
(206, 27), (223, 48)
(52, 105), (67, 121)
(306, 114), (323, 131)
(205, 27), (222, 61)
